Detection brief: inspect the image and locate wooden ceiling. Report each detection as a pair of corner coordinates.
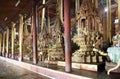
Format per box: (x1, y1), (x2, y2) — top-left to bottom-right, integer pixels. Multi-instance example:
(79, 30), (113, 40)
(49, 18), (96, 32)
(0, 0), (34, 32)
(0, 0), (117, 32)
(0, 0), (58, 32)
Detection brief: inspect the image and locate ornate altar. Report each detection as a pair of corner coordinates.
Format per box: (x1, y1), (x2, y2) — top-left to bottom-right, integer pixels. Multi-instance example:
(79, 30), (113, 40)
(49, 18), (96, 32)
(37, 17), (64, 61)
(23, 22), (33, 60)
(48, 17), (64, 61)
(72, 0), (104, 63)
(37, 27), (49, 61)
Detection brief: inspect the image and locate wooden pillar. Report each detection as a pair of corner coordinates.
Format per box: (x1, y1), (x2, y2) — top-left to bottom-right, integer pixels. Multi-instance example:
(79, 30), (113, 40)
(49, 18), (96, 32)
(41, 0), (46, 30)
(107, 0), (112, 43)
(0, 33), (2, 55)
(2, 32), (6, 57)
(48, 15), (50, 33)
(64, 0), (71, 72)
(6, 27), (9, 57)
(32, 1), (38, 64)
(103, 14), (107, 41)
(60, 0), (63, 23)
(38, 12), (41, 33)
(11, 22), (15, 59)
(18, 14), (23, 61)
(75, 0), (79, 15)
(94, 0), (98, 8)
(75, 0), (80, 36)
(118, 0), (120, 27)
(46, 7), (50, 32)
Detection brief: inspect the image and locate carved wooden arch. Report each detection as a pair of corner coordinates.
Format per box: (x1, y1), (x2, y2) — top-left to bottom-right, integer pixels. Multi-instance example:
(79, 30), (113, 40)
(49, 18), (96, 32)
(78, 16), (86, 28)
(87, 16), (95, 31)
(95, 16), (102, 32)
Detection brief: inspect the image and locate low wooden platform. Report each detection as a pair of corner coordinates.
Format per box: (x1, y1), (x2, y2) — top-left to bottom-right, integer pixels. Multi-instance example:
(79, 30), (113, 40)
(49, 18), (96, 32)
(105, 62), (120, 73)
(58, 61), (105, 71)
(44, 60), (58, 64)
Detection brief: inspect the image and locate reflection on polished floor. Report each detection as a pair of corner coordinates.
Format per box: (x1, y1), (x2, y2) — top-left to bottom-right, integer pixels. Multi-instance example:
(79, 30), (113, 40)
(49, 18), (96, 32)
(0, 59), (51, 79)
(37, 62), (120, 79)
(0, 58), (120, 79)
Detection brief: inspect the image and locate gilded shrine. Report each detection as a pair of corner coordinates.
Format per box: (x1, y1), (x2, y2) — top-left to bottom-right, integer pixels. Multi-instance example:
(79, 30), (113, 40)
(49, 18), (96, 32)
(72, 0), (104, 63)
(0, 0), (120, 78)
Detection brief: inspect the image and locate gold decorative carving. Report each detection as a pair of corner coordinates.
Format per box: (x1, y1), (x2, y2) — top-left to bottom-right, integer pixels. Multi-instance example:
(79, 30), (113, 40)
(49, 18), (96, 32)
(72, 0), (103, 63)
(48, 17), (64, 61)
(23, 21), (33, 60)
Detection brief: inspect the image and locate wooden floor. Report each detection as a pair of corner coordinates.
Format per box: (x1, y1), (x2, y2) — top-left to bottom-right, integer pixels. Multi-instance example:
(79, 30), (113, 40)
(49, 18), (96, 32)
(35, 61), (120, 79)
(37, 62), (120, 79)
(0, 59), (51, 79)
(0, 57), (120, 79)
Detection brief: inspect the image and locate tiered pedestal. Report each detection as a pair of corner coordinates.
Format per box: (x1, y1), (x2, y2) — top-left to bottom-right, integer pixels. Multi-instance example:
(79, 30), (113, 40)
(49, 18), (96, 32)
(58, 61), (105, 71)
